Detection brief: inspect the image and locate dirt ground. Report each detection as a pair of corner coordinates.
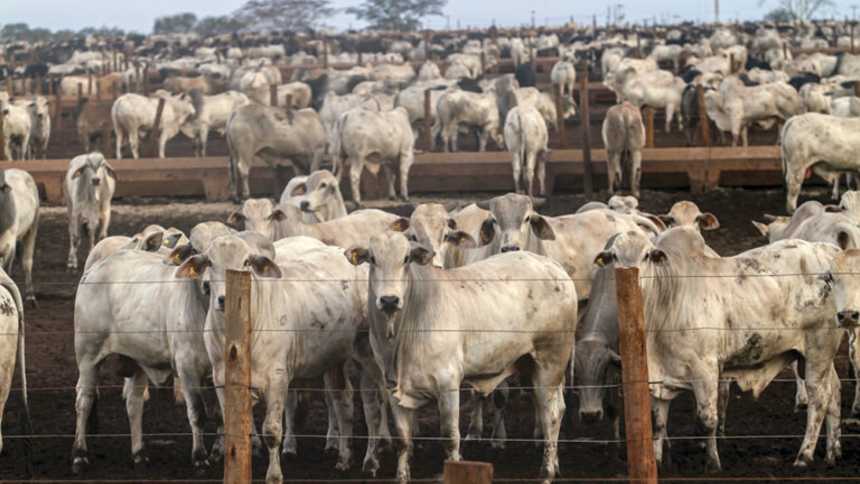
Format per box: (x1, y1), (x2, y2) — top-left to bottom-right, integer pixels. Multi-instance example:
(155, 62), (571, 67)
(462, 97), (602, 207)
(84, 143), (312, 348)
(1, 186), (859, 483)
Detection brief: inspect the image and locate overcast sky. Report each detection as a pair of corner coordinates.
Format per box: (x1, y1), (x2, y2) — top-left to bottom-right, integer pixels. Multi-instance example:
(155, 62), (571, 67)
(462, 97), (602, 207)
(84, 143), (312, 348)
(2, 1), (858, 33)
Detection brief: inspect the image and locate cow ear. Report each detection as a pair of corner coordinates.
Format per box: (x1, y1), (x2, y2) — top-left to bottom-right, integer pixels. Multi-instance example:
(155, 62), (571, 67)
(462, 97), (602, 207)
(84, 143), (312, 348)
(245, 255), (282, 278)
(290, 183), (307, 196)
(71, 166), (86, 179)
(444, 230), (477, 248)
(751, 221), (769, 237)
(480, 217), (496, 246)
(447, 218), (457, 230)
(390, 217), (410, 232)
(175, 254), (210, 279)
(608, 349), (622, 366)
(162, 232), (183, 249)
(267, 208), (287, 222)
(696, 212), (720, 231)
(344, 246), (371, 266)
(646, 249), (667, 264)
(103, 161), (117, 180)
(227, 211), (246, 227)
(168, 244), (197, 266)
(142, 231), (164, 252)
(476, 199), (491, 210)
(825, 204), (844, 213)
(644, 214), (666, 232)
(838, 230), (853, 250)
(409, 245), (435, 266)
(594, 251), (616, 267)
(529, 214), (555, 240)
(658, 214), (675, 227)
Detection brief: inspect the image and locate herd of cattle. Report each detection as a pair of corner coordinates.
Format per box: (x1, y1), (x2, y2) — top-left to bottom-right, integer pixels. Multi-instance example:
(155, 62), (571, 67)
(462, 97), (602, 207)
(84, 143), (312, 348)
(3, 21), (860, 483)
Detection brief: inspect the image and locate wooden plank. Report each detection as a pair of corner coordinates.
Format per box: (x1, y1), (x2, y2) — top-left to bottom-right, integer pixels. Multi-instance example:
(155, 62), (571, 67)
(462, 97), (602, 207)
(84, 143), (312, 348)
(223, 269), (253, 484)
(424, 87), (433, 150)
(443, 461), (493, 484)
(580, 66), (593, 196)
(614, 266), (658, 484)
(150, 98), (166, 158)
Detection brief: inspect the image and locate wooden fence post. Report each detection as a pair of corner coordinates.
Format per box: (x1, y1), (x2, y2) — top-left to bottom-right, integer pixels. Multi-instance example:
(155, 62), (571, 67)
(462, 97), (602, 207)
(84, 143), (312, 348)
(852, 23), (856, 55)
(270, 84), (278, 107)
(424, 88), (433, 150)
(322, 37), (329, 69)
(614, 267), (658, 484)
(223, 269), (253, 484)
(697, 85), (710, 147)
(554, 84), (566, 147)
(443, 461), (493, 484)
(579, 65), (593, 196)
(88, 73), (93, 96)
(150, 97), (166, 158)
(285, 94), (293, 110)
(645, 107), (655, 148)
(0, 114), (5, 161)
(424, 30), (432, 61)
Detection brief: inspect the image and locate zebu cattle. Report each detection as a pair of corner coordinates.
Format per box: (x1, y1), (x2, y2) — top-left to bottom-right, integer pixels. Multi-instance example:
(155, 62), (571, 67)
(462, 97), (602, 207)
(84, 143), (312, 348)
(0, 102), (31, 161)
(12, 97), (50, 159)
(0, 267), (29, 455)
(276, 82), (312, 109)
(268, 203), (400, 247)
(781, 113), (860, 213)
(332, 107), (414, 205)
(72, 247), (211, 472)
(612, 68), (685, 133)
(227, 198), (278, 239)
(370, 63), (416, 85)
(831, 97), (860, 117)
(65, 153), (116, 271)
(319, 92), (387, 139)
(278, 169), (348, 223)
(433, 89), (504, 152)
(226, 104), (326, 200)
(602, 102), (645, 197)
(417, 61), (442, 81)
(111, 92), (196, 159)
(706, 76), (801, 146)
(180, 91), (250, 157)
(800, 82), (833, 114)
(177, 234), (369, 482)
(657, 201), (720, 231)
(504, 106), (550, 197)
(84, 225), (187, 272)
(0, 169), (39, 304)
(509, 87), (576, 131)
(345, 232), (577, 483)
(163, 76), (211, 95)
(550, 60), (577, 98)
(649, 44), (684, 71)
(595, 228), (844, 469)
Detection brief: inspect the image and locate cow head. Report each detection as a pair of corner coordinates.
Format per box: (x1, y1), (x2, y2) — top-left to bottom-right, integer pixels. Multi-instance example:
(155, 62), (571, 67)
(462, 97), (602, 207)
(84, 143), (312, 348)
(299, 170), (345, 220)
(575, 338), (621, 423)
(659, 201), (719, 232)
(345, 232), (433, 339)
(827, 250), (860, 329)
(71, 152), (116, 201)
(594, 228), (661, 270)
(476, 193), (555, 253)
(175, 234), (281, 312)
(266, 203), (305, 240)
(840, 191), (860, 222)
(398, 203), (477, 268)
(228, 198), (275, 240)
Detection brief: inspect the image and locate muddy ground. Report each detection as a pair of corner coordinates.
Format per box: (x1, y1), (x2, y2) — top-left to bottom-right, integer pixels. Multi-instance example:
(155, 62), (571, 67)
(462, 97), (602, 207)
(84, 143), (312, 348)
(0, 186), (858, 483)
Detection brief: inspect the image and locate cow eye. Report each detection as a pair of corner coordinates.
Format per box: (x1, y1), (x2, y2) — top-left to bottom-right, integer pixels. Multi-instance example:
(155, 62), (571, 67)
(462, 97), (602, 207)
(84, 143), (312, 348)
(369, 256), (376, 265)
(403, 255), (409, 264)
(408, 234), (417, 242)
(320, 182), (327, 188)
(202, 281), (211, 295)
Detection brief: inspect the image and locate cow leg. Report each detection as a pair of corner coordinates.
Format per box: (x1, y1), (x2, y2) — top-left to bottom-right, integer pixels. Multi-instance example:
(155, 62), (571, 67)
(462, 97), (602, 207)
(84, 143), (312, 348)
(263, 377), (287, 484)
(237, 159), (251, 201)
(478, 128), (488, 152)
(129, 129), (140, 160)
(489, 386), (508, 450)
(652, 397), (672, 469)
(67, 220), (80, 271)
(532, 373), (564, 482)
(125, 369), (149, 465)
(438, 384), (462, 463)
(177, 368), (209, 469)
(20, 219), (37, 304)
(87, 222), (97, 259)
(158, 130), (168, 159)
(114, 125), (123, 159)
(824, 366), (842, 465)
(99, 203), (111, 241)
(664, 105), (674, 133)
(525, 152), (537, 199)
(324, 365), (353, 471)
(3, 135), (11, 162)
(793, 360), (808, 411)
(511, 151), (523, 194)
(349, 159), (363, 207)
(464, 391), (484, 442)
(359, 365), (383, 476)
(785, 170), (804, 214)
(382, 165), (397, 200)
(72, 358), (100, 474)
(200, 125), (210, 158)
(607, 150), (621, 195)
(691, 371), (721, 472)
(389, 398), (415, 484)
(399, 152), (412, 201)
(849, 329), (860, 417)
(281, 390), (298, 457)
(795, 351), (838, 466)
(631, 149), (642, 198)
(717, 379), (730, 436)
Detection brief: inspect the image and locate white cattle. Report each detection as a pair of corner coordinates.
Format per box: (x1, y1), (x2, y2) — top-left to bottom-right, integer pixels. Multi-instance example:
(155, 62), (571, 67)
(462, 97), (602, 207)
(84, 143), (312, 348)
(782, 113), (860, 212)
(550, 60), (577, 99)
(370, 63), (415, 84)
(332, 107), (415, 205)
(417, 61), (442, 81)
(0, 102), (31, 161)
(597, 227), (844, 469)
(0, 267), (29, 455)
(510, 87), (576, 131)
(707, 76), (801, 146)
(180, 91), (250, 157)
(394, 82), (451, 134)
(345, 232), (577, 484)
(831, 97), (860, 117)
(12, 97), (50, 159)
(602, 101), (645, 197)
(504, 106), (550, 197)
(227, 198), (278, 240)
(269, 203), (401, 248)
(648, 44), (683, 71)
(800, 83), (834, 114)
(177, 234), (369, 482)
(83, 225), (187, 273)
(433, 90), (504, 152)
(0, 170), (39, 304)
(278, 169), (347, 223)
(276, 82), (312, 109)
(612, 68), (684, 133)
(111, 92), (196, 159)
(65, 153), (117, 271)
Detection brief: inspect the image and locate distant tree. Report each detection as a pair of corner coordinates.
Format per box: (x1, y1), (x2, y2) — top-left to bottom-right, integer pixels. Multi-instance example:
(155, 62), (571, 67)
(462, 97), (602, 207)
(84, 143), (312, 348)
(194, 16), (248, 37)
(79, 25), (126, 37)
(0, 23), (31, 41)
(52, 29), (77, 41)
(346, 0), (447, 31)
(153, 12), (198, 34)
(28, 28), (53, 42)
(235, 0), (334, 31)
(758, 0), (834, 22)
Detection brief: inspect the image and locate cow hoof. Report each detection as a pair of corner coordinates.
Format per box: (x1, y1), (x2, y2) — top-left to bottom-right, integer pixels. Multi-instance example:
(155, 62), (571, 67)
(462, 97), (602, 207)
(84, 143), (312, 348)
(193, 459), (210, 475)
(132, 450), (150, 467)
(334, 458), (350, 472)
(362, 456), (379, 477)
(463, 432), (481, 442)
(794, 457), (810, 468)
(490, 440), (506, 451)
(71, 456), (89, 475)
(25, 296), (37, 309)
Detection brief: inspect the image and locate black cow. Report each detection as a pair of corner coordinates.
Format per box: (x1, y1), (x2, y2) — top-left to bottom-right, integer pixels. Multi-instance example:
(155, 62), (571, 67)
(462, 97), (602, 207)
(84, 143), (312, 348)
(789, 73), (821, 92)
(514, 63), (536, 88)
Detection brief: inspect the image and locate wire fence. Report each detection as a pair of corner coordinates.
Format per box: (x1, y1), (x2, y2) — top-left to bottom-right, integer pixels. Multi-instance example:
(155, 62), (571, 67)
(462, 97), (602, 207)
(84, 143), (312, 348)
(9, 268), (860, 481)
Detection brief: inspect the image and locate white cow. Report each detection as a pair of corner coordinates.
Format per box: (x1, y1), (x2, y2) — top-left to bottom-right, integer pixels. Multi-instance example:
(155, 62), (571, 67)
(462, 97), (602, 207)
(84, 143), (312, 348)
(269, 203), (401, 248)
(0, 102), (31, 161)
(612, 68), (684, 133)
(707, 77), (801, 146)
(65, 153), (117, 271)
(504, 106), (550, 197)
(602, 101), (645, 197)
(12, 97), (50, 159)
(111, 92), (196, 159)
(180, 91), (250, 157)
(0, 267), (29, 455)
(84, 225), (187, 273)
(345, 232), (577, 484)
(433, 89), (504, 152)
(550, 60), (577, 99)
(278, 170), (347, 223)
(0, 169), (39, 304)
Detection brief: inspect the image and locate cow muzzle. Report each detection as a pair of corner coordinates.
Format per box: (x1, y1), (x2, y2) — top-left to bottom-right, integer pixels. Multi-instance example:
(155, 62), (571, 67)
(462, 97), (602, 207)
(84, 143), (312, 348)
(92, 178), (101, 186)
(299, 200), (312, 212)
(500, 244), (520, 253)
(837, 310), (860, 328)
(378, 295), (401, 316)
(216, 295), (226, 311)
(579, 407), (604, 424)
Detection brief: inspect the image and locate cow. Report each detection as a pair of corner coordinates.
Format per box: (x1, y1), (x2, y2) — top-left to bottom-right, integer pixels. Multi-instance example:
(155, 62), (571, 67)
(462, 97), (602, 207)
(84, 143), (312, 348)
(509, 87), (576, 131)
(332, 107), (414, 206)
(12, 97), (50, 159)
(0, 102), (31, 161)
(65, 153), (117, 271)
(111, 92), (196, 159)
(611, 68), (685, 133)
(179, 90), (249, 157)
(84, 225), (188, 273)
(176, 234), (370, 482)
(551, 60), (577, 99)
(595, 227), (844, 470)
(278, 170), (347, 223)
(370, 63), (416, 85)
(657, 201), (720, 231)
(76, 96), (113, 153)
(163, 75), (211, 95)
(276, 82), (312, 109)
(0, 267), (30, 458)
(226, 104), (326, 200)
(706, 76), (801, 147)
(268, 203), (401, 248)
(433, 89), (504, 152)
(781, 113), (860, 213)
(417, 61), (442, 81)
(345, 231), (577, 483)
(0, 170), (39, 304)
(504, 105), (550, 198)
(226, 198), (278, 239)
(602, 102), (645, 197)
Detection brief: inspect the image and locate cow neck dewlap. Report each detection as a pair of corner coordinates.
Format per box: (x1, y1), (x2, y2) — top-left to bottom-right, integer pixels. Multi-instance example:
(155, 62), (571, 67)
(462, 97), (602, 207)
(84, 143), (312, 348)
(641, 255), (689, 335)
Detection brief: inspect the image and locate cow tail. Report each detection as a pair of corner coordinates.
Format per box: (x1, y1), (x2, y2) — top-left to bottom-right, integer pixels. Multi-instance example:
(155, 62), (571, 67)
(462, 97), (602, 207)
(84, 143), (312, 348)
(779, 115), (798, 190)
(518, 110), (527, 172)
(17, 308), (32, 477)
